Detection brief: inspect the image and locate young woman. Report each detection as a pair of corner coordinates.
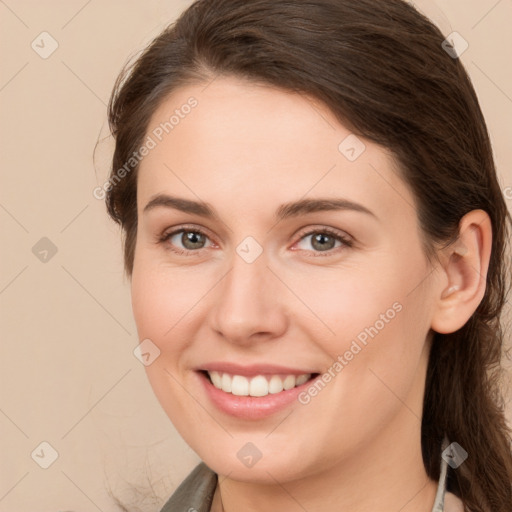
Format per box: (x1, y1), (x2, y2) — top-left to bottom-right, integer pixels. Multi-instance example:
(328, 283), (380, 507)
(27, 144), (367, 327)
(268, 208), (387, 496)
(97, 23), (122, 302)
(103, 0), (512, 510)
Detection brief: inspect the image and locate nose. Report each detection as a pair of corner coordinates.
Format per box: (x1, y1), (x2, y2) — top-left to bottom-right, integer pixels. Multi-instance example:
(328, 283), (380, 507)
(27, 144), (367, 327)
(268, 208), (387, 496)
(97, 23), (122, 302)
(208, 250), (289, 346)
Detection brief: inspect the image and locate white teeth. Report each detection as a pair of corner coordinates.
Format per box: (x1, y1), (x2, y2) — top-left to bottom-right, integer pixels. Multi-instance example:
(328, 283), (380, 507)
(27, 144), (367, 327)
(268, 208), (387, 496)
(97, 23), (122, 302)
(210, 371), (222, 389)
(283, 375), (296, 390)
(249, 375), (268, 397)
(221, 373), (232, 393)
(207, 371), (312, 397)
(295, 374), (309, 386)
(268, 375), (284, 394)
(231, 375), (249, 396)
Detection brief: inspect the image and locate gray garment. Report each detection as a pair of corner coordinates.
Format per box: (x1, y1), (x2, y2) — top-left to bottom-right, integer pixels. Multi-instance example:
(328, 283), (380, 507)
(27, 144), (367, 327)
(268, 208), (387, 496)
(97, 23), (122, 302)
(160, 436), (458, 512)
(160, 462), (217, 512)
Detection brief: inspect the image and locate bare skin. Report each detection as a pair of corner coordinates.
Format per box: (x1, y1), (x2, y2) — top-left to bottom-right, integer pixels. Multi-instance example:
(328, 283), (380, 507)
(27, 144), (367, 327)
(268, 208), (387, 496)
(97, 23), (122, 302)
(130, 76), (491, 512)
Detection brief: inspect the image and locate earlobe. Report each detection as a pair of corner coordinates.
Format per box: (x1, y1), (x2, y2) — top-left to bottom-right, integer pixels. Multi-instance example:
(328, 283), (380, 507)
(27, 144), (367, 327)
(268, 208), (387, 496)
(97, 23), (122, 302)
(430, 210), (492, 334)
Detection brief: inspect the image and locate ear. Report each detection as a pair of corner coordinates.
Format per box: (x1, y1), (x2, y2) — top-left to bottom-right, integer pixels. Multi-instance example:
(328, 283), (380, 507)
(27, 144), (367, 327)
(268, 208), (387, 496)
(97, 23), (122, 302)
(430, 209), (492, 334)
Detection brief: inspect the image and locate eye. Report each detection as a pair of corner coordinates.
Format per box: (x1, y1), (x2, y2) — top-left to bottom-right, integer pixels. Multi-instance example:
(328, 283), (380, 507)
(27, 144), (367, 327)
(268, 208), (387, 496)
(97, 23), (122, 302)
(158, 225), (353, 257)
(293, 227), (353, 256)
(158, 226), (214, 255)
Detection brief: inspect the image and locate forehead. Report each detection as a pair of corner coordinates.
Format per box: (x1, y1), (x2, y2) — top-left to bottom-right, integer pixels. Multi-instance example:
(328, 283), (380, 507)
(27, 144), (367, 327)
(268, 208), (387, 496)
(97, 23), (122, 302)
(137, 76), (415, 222)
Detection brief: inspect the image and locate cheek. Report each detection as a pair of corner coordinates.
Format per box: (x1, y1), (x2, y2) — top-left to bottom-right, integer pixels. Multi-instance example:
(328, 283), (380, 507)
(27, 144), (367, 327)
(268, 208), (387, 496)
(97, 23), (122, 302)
(131, 261), (201, 347)
(330, 267), (431, 408)
(303, 252), (431, 398)
(287, 259), (408, 353)
(130, 265), (198, 423)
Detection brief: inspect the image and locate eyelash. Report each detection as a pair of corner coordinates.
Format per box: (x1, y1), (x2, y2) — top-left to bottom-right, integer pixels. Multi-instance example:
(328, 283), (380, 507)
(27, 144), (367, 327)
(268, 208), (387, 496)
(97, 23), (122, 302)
(157, 224), (354, 257)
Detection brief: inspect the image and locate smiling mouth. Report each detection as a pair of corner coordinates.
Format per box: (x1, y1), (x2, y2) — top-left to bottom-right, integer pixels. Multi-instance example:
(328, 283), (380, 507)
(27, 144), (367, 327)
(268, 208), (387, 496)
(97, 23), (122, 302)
(200, 370), (320, 398)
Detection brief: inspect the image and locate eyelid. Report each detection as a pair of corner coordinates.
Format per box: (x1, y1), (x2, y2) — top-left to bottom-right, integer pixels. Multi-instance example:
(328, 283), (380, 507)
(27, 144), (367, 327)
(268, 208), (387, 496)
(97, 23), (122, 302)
(158, 224), (217, 255)
(291, 226), (353, 256)
(158, 224), (353, 256)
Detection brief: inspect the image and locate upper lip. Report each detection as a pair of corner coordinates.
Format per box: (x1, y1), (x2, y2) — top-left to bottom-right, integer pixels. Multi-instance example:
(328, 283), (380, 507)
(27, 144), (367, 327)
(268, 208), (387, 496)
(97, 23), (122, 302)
(198, 362), (318, 377)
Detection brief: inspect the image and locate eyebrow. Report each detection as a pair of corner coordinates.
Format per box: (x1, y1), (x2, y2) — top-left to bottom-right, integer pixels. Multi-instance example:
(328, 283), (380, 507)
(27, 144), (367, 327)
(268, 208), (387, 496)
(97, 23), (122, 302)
(143, 194), (377, 221)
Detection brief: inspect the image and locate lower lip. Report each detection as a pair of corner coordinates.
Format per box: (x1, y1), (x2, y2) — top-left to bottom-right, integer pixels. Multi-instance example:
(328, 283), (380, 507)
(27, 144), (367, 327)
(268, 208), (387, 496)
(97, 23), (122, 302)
(197, 371), (318, 420)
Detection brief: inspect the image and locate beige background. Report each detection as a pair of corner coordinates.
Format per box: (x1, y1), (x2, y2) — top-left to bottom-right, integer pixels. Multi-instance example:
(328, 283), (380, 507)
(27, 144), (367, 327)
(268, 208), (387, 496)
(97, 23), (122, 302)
(1, 1), (511, 511)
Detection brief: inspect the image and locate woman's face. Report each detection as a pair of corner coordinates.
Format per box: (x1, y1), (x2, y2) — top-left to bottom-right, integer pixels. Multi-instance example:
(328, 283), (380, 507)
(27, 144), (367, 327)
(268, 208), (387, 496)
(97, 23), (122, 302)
(131, 76), (441, 483)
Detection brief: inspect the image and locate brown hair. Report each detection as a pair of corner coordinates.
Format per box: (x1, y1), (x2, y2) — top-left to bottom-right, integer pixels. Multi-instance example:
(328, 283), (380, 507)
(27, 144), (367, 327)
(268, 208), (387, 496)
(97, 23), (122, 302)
(105, 0), (512, 509)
